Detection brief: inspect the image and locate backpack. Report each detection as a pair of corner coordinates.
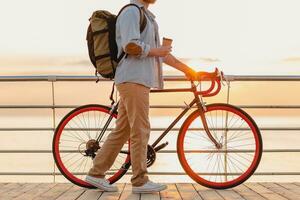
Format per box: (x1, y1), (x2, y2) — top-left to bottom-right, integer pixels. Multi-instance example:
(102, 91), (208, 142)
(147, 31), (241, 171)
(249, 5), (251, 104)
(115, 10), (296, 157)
(86, 4), (147, 82)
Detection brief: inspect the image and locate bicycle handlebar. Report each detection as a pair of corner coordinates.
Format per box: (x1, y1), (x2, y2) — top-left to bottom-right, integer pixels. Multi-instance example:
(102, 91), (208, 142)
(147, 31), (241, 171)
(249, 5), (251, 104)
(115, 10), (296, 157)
(191, 67), (225, 97)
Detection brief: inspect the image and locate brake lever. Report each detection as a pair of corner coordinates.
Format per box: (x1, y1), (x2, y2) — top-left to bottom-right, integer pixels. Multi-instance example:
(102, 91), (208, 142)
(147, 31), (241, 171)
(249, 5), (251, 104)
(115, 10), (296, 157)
(219, 70), (231, 88)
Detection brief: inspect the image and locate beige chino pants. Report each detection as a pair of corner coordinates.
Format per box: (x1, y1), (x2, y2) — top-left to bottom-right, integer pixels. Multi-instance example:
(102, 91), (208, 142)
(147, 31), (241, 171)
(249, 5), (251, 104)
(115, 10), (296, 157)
(88, 82), (151, 186)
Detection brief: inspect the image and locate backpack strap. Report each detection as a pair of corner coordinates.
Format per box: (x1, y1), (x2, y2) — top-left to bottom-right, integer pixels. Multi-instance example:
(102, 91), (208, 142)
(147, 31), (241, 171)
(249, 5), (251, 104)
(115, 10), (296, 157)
(139, 7), (147, 33)
(109, 82), (116, 106)
(116, 3), (147, 62)
(116, 3), (147, 32)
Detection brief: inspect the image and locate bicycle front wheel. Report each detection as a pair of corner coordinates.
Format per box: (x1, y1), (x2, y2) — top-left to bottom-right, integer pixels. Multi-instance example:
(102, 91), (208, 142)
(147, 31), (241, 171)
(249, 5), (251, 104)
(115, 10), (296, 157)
(177, 103), (262, 189)
(52, 104), (130, 188)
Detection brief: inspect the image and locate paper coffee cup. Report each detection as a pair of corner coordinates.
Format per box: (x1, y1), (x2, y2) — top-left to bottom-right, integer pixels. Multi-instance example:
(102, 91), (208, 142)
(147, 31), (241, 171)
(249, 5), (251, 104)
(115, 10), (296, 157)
(162, 37), (173, 46)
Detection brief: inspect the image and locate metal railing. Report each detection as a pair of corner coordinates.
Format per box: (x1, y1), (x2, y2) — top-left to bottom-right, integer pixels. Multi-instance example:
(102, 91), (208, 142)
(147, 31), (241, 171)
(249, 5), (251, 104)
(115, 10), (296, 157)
(0, 75), (300, 180)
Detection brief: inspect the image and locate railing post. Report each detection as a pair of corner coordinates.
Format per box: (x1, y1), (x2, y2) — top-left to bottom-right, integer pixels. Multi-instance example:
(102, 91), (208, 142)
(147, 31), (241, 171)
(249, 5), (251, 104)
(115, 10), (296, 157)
(224, 81), (231, 181)
(50, 78), (57, 183)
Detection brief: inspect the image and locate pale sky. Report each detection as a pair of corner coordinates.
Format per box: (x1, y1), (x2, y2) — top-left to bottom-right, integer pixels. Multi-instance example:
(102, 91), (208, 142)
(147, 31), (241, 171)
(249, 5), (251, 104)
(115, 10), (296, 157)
(1, 0), (300, 75)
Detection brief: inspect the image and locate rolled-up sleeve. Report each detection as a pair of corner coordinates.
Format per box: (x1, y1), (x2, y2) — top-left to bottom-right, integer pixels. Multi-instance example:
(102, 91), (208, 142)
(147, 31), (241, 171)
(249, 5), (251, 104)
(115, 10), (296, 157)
(118, 7), (150, 58)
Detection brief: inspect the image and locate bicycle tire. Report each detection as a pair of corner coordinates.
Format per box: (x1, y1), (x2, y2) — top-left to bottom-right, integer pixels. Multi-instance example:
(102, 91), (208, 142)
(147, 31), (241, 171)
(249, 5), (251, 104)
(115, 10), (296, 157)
(52, 104), (130, 188)
(177, 103), (262, 189)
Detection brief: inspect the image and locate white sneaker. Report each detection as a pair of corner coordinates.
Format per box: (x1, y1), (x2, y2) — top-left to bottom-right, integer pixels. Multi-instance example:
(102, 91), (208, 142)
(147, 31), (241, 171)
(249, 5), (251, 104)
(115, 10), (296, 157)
(85, 175), (118, 192)
(132, 180), (167, 193)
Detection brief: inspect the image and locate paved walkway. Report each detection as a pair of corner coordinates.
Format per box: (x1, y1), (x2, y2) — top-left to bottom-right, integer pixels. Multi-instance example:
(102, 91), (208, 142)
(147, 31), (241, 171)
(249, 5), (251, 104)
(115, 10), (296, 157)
(0, 182), (300, 200)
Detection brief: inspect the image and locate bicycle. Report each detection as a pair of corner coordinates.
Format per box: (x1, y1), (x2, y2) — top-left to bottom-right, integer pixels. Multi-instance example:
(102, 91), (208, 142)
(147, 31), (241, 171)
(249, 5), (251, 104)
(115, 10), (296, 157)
(52, 68), (262, 189)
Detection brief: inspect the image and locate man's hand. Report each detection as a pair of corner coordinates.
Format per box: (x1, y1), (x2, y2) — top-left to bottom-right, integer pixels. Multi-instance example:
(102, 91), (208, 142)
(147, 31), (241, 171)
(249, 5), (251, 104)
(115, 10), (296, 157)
(184, 68), (198, 80)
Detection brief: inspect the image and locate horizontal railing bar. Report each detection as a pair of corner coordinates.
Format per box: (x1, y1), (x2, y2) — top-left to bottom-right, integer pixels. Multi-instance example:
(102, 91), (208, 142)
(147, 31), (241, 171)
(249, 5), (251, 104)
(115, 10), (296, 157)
(159, 149), (300, 153)
(0, 172), (299, 176)
(0, 76), (190, 82)
(1, 75), (300, 82)
(1, 105), (300, 109)
(0, 149), (300, 153)
(1, 127), (300, 131)
(226, 75), (300, 81)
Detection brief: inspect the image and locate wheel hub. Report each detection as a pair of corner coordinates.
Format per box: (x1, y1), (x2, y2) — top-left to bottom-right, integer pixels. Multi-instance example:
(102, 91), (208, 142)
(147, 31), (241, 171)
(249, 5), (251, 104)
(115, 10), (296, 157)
(84, 139), (100, 158)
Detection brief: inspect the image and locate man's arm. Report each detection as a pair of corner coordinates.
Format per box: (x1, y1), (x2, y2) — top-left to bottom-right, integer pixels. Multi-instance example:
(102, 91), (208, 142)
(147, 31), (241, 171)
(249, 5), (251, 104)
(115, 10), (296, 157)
(118, 7), (172, 58)
(118, 7), (150, 58)
(163, 54), (197, 79)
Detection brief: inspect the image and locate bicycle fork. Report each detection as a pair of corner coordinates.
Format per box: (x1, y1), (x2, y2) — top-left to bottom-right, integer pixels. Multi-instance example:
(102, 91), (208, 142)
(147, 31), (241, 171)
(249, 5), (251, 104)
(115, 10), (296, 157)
(195, 95), (222, 149)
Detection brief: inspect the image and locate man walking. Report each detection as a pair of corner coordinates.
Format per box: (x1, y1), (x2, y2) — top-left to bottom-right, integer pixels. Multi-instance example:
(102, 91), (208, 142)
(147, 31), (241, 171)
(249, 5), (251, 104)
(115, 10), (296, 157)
(86, 0), (198, 193)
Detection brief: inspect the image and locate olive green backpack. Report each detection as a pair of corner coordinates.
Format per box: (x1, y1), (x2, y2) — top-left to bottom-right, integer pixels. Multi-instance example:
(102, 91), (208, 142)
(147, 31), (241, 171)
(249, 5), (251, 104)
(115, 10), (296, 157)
(86, 4), (147, 82)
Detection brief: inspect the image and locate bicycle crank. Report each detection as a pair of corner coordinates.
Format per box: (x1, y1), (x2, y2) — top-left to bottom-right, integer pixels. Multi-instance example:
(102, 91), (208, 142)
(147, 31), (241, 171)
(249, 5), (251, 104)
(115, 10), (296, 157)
(146, 145), (156, 167)
(147, 142), (169, 167)
(154, 142), (169, 152)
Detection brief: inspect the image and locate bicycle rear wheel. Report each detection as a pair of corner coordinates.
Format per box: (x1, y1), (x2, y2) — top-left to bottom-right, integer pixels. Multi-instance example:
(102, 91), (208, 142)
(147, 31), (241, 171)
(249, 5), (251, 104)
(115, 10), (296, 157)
(52, 104), (130, 188)
(177, 103), (262, 189)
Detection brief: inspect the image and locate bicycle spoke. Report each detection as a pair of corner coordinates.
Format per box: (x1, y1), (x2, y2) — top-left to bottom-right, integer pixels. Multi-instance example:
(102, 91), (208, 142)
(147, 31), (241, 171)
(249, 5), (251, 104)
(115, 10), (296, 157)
(87, 111), (91, 139)
(228, 156), (244, 172)
(229, 154), (250, 169)
(61, 152), (72, 158)
(215, 110), (218, 142)
(73, 115), (90, 140)
(227, 120), (248, 142)
(189, 131), (213, 144)
(226, 156), (234, 180)
(95, 113), (109, 140)
(185, 133), (209, 143)
(232, 152), (253, 164)
(81, 157), (90, 179)
(64, 127), (86, 143)
(60, 139), (82, 143)
(227, 155), (240, 174)
(74, 155), (87, 174)
(61, 133), (85, 143)
(59, 145), (79, 149)
(66, 120), (88, 142)
(216, 153), (223, 182)
(81, 112), (91, 140)
(227, 116), (242, 133)
(228, 143), (255, 148)
(228, 146), (255, 158)
(93, 110), (103, 139)
(228, 136), (253, 143)
(62, 153), (80, 164)
(66, 155), (85, 169)
(205, 153), (216, 177)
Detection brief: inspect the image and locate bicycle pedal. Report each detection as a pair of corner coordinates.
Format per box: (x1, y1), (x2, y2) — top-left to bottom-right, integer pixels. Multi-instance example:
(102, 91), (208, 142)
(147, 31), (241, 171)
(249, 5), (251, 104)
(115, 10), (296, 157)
(154, 142), (169, 152)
